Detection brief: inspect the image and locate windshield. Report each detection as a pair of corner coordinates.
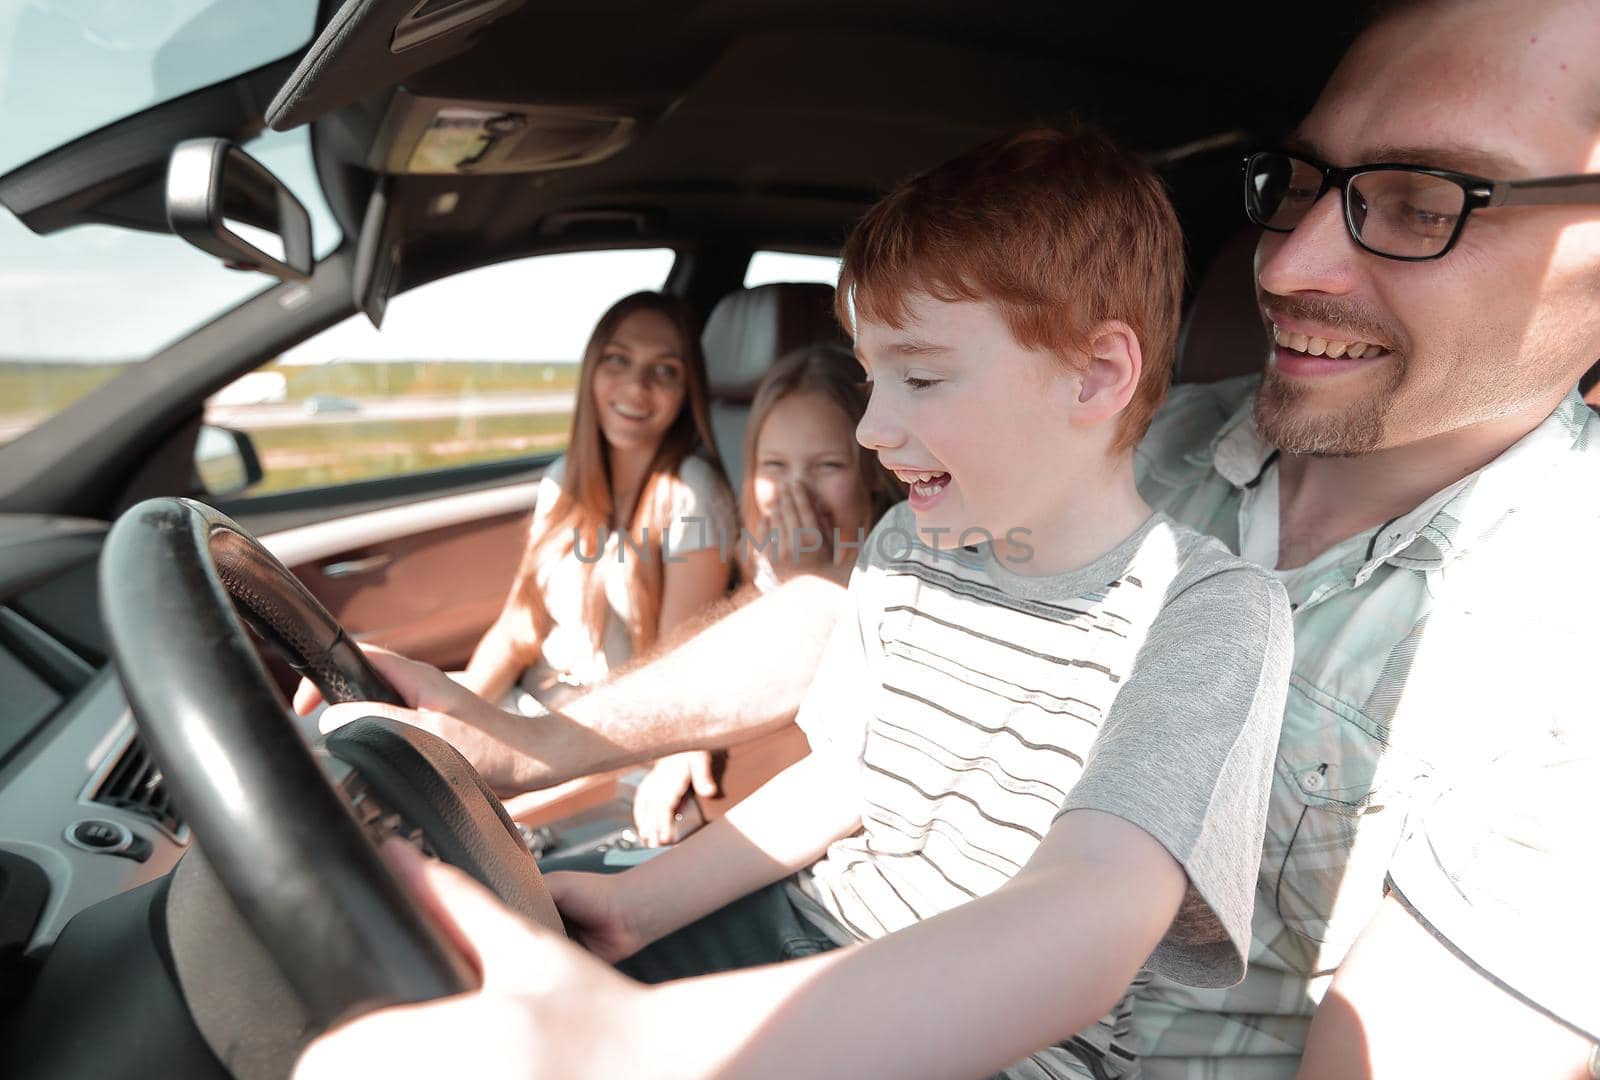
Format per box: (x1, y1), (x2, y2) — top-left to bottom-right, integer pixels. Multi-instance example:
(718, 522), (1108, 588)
(0, 1), (338, 449)
(0, 0), (319, 175)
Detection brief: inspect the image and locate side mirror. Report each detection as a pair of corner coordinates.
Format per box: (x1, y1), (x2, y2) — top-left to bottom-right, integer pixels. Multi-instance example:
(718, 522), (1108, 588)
(166, 138), (313, 281)
(195, 425), (265, 498)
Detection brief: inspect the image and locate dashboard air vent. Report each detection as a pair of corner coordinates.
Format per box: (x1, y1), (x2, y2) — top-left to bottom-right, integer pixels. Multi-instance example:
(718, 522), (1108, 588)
(93, 733), (183, 838)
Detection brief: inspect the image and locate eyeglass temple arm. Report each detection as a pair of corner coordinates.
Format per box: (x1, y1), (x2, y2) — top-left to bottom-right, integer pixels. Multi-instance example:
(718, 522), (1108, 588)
(1491, 174), (1600, 207)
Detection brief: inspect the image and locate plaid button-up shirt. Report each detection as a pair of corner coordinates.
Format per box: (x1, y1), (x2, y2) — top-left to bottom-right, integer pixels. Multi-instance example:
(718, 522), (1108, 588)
(1129, 376), (1600, 1079)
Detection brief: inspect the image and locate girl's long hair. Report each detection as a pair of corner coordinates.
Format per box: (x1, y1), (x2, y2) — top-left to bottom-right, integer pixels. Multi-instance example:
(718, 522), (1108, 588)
(505, 291), (726, 665)
(738, 344), (901, 581)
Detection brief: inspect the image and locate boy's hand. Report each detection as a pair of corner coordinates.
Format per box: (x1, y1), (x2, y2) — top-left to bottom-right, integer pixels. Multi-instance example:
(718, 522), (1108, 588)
(292, 645), (470, 719)
(294, 646), (524, 792)
(295, 841), (651, 1080)
(632, 751), (718, 847)
(543, 870), (651, 964)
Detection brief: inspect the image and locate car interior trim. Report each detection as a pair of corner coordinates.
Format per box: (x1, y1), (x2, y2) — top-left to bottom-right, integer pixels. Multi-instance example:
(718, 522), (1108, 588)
(260, 477), (542, 566)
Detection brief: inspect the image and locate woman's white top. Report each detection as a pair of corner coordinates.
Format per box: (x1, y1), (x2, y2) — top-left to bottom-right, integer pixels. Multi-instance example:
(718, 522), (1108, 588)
(506, 453), (735, 713)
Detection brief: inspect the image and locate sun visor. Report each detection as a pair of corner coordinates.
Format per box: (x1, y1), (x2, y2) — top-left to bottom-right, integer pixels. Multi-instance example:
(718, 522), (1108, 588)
(266, 0), (526, 132)
(366, 90), (640, 175)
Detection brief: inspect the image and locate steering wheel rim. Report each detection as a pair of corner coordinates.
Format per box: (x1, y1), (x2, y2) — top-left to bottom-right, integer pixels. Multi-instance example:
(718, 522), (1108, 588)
(99, 496), (481, 1027)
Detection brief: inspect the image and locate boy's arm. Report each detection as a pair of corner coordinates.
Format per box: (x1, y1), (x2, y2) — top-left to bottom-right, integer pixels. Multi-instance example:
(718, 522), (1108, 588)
(550, 575), (847, 782)
(646, 807), (1186, 1079)
(580, 749), (862, 955)
(566, 601), (879, 952)
(300, 811), (1186, 1080)
(604, 559), (1293, 1075)
(316, 575), (848, 794)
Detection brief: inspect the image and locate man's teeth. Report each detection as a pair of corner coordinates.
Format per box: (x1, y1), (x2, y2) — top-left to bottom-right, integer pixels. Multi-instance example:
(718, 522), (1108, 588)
(1273, 324), (1382, 360)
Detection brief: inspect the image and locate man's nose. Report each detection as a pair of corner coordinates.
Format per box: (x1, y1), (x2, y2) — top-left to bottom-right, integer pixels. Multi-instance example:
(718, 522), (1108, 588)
(1256, 189), (1363, 299)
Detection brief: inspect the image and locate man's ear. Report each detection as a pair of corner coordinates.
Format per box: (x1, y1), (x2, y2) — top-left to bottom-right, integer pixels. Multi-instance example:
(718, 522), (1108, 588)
(1072, 320), (1143, 427)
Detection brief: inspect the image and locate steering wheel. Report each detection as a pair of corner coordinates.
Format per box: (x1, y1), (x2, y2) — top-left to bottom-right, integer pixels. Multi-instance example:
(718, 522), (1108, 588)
(98, 498), (562, 1054)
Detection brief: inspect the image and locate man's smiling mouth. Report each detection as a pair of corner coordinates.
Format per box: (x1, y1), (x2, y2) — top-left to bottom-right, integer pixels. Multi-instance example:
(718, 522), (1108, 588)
(1272, 323), (1390, 361)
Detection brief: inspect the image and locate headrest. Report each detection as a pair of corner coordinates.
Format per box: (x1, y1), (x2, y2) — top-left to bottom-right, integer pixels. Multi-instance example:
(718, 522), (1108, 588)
(1175, 227), (1269, 384)
(702, 283), (848, 402)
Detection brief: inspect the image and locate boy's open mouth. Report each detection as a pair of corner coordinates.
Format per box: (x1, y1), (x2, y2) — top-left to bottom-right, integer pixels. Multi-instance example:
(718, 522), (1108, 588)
(893, 469), (950, 498)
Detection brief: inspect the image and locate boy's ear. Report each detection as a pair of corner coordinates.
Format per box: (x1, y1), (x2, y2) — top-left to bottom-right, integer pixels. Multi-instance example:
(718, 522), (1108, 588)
(1072, 320), (1142, 427)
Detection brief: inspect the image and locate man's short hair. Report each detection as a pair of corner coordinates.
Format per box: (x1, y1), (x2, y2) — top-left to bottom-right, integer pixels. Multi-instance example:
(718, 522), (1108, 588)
(837, 124), (1185, 450)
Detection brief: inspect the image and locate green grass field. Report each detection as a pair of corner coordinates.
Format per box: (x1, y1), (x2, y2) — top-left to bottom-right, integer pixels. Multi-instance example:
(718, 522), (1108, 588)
(0, 361), (135, 422)
(247, 412), (572, 492)
(0, 359), (580, 424)
(2, 359), (580, 492)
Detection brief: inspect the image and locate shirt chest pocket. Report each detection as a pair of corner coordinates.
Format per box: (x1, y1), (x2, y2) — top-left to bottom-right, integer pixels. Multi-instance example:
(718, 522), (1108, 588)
(1264, 682), (1412, 960)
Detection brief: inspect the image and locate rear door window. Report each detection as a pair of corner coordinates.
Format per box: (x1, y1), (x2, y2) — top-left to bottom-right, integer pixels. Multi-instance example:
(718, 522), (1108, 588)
(743, 250), (841, 288)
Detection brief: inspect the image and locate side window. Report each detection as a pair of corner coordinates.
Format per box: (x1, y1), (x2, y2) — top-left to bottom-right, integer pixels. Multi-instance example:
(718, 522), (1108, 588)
(204, 248), (674, 495)
(743, 250), (841, 288)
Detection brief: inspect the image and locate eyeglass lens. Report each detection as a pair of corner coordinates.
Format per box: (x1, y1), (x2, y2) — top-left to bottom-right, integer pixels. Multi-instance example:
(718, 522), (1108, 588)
(1247, 153), (1468, 258)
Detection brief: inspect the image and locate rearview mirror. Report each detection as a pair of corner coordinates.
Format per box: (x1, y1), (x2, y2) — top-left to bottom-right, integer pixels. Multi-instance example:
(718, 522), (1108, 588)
(166, 138), (313, 281)
(352, 176), (403, 328)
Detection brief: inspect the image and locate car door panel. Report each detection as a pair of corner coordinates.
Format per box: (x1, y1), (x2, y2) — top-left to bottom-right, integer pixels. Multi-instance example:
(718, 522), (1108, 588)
(261, 480), (537, 672)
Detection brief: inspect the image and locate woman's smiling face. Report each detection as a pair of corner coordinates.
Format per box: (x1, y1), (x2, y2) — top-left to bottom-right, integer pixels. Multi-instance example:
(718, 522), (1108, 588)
(590, 307), (688, 456)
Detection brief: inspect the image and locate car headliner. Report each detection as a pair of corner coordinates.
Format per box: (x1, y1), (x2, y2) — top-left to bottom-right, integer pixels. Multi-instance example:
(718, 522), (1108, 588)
(3, 1), (1366, 294)
(0, 1), (1367, 519)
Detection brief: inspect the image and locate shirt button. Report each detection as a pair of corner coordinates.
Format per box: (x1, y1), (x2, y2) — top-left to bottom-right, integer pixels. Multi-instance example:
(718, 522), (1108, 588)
(1300, 770), (1325, 794)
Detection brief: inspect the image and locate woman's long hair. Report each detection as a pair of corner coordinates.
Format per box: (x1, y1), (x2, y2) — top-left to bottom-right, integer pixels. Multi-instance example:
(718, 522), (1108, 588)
(504, 291), (726, 666)
(738, 344), (901, 581)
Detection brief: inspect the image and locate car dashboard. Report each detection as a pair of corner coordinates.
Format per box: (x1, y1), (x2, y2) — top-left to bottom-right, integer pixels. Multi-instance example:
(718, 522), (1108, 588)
(0, 509), (648, 986)
(0, 515), (189, 972)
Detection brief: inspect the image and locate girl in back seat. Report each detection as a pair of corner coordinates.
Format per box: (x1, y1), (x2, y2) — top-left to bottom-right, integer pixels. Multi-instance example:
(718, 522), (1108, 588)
(632, 344), (900, 844)
(461, 292), (737, 714)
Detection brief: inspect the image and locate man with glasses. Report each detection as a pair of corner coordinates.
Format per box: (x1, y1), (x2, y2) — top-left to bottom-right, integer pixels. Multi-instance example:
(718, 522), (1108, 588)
(306, 0), (1600, 1074)
(1133, 0), (1600, 1075)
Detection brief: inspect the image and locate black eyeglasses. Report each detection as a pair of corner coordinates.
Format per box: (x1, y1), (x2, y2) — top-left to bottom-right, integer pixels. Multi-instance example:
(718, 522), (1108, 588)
(1243, 149), (1600, 261)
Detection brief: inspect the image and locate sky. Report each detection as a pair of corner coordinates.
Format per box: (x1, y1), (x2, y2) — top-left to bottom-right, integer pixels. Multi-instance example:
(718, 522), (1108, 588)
(0, 0), (325, 362)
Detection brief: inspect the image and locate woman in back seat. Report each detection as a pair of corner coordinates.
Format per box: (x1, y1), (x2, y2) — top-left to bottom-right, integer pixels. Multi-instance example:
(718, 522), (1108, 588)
(461, 292), (737, 714)
(632, 344), (900, 844)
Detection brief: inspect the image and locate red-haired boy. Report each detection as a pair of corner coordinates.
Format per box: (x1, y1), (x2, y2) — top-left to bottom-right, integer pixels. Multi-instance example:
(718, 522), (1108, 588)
(308, 126), (1293, 1080)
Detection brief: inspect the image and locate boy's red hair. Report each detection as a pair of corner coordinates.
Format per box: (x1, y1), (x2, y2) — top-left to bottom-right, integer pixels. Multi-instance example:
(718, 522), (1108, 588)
(837, 125), (1184, 450)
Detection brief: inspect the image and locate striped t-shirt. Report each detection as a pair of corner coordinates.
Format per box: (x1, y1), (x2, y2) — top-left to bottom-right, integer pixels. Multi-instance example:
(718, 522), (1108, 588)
(793, 502), (1291, 1079)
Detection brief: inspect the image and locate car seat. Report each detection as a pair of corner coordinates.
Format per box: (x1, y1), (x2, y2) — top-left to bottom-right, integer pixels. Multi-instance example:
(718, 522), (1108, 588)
(700, 282), (850, 490)
(1175, 227), (1267, 385)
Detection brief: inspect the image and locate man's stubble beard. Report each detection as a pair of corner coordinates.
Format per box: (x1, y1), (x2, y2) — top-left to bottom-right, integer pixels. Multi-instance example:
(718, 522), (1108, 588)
(1254, 353), (1407, 456)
